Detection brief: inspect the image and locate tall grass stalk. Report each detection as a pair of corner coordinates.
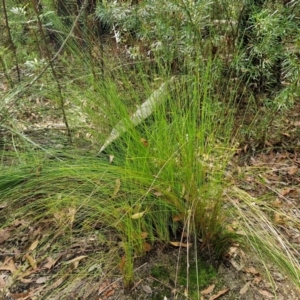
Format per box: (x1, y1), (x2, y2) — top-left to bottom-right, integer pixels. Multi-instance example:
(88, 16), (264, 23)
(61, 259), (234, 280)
(227, 186), (300, 290)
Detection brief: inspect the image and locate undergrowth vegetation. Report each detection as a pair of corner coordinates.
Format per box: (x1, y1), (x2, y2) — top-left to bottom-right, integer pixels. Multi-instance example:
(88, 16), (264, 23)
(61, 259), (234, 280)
(0, 0), (299, 298)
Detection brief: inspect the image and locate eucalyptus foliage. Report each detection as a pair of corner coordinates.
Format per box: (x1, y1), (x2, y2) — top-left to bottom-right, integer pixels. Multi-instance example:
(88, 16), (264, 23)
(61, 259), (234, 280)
(237, 0), (299, 97)
(97, 0), (215, 60)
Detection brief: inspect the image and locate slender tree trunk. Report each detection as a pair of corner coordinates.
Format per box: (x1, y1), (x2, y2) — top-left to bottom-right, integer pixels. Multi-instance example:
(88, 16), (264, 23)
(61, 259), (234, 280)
(2, 0), (20, 83)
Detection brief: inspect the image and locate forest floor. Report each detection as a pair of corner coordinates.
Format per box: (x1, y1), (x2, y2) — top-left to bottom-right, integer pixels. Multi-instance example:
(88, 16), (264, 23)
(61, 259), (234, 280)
(0, 84), (300, 299)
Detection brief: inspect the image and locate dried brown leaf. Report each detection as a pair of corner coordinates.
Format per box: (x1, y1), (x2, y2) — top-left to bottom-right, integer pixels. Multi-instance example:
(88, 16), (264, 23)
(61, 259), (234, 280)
(258, 289), (274, 298)
(28, 240), (39, 252)
(65, 255), (87, 265)
(140, 138), (149, 147)
(287, 165), (298, 175)
(228, 246), (238, 256)
(0, 257), (17, 273)
(274, 213), (286, 225)
(201, 284), (215, 295)
(170, 241), (192, 248)
(253, 275), (262, 284)
(142, 285), (152, 294)
(140, 232), (148, 239)
(209, 288), (230, 300)
(239, 281), (251, 295)
(243, 266), (259, 275)
(265, 140), (273, 147)
(143, 243), (152, 252)
(25, 254), (37, 270)
(153, 191), (163, 197)
(131, 211), (146, 219)
(9, 291), (30, 299)
(227, 224), (236, 232)
(0, 275), (6, 288)
(19, 277), (33, 284)
(173, 213), (185, 222)
(43, 257), (55, 269)
(0, 229), (10, 243)
(272, 199), (282, 208)
(98, 281), (111, 295)
(105, 289), (115, 297)
(292, 121), (300, 126)
(36, 276), (49, 284)
(279, 188), (293, 196)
